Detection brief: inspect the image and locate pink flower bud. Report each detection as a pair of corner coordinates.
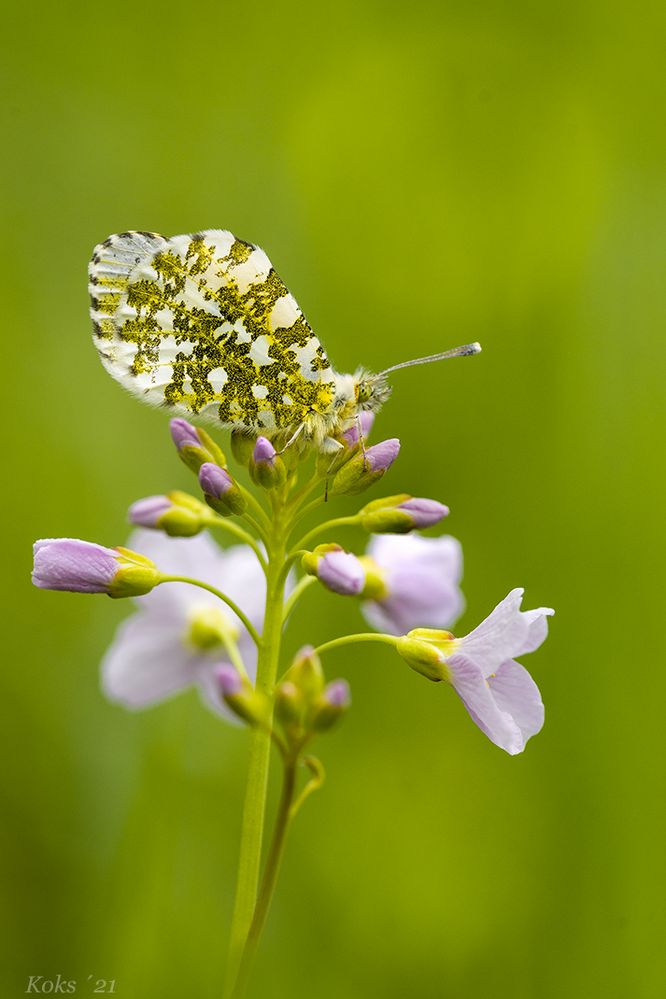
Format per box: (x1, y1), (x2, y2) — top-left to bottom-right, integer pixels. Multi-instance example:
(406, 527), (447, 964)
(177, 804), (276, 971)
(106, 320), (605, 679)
(318, 551), (366, 596)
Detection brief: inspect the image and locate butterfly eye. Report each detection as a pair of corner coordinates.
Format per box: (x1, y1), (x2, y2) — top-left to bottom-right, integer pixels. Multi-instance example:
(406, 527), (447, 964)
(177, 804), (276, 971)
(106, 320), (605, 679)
(356, 381), (373, 404)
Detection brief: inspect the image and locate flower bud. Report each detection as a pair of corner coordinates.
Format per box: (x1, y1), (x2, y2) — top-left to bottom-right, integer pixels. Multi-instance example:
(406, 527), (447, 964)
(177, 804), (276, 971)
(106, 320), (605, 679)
(341, 411), (375, 447)
(129, 491), (209, 537)
(170, 418), (226, 473)
(109, 547), (163, 598)
(249, 436), (287, 489)
(359, 495), (449, 534)
(311, 679), (351, 732)
(396, 629), (458, 682)
(328, 439), (400, 496)
(198, 463), (247, 516)
(274, 680), (304, 728)
(302, 546), (366, 596)
(283, 646), (325, 702)
(356, 556), (389, 600)
(32, 539), (161, 598)
(230, 429), (257, 465)
(214, 665), (270, 726)
(186, 605), (238, 651)
(317, 412), (377, 478)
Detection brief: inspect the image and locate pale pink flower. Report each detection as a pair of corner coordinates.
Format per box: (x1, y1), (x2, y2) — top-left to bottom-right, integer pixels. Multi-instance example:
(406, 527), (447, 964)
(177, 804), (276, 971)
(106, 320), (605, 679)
(101, 530), (266, 717)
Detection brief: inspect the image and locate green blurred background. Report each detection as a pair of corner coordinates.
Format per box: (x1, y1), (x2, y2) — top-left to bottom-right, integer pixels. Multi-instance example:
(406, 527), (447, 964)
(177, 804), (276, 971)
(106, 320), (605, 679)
(2, 1), (665, 996)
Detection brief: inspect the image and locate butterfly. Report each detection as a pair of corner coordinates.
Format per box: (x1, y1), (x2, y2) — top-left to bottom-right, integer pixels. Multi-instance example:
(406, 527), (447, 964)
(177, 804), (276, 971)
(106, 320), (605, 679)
(89, 229), (480, 452)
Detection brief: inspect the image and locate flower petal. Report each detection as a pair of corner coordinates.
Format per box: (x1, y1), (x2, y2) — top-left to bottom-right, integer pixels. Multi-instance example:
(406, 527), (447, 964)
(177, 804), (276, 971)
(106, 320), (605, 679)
(318, 551), (365, 595)
(32, 539), (118, 593)
(362, 534), (464, 634)
(460, 588), (554, 677)
(101, 612), (205, 707)
(488, 659), (544, 743)
(126, 530), (267, 629)
(446, 653), (525, 754)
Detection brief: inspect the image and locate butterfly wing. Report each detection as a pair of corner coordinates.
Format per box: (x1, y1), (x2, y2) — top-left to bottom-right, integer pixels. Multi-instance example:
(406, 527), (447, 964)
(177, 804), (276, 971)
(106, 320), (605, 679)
(89, 229), (334, 432)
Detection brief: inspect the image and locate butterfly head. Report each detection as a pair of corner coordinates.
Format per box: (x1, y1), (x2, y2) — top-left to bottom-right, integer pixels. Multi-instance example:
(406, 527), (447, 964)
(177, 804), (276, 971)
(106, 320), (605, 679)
(354, 370), (392, 413)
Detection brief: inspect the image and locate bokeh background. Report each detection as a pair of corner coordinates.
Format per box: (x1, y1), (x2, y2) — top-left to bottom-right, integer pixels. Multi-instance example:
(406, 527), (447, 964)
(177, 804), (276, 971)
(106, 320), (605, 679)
(2, 2), (665, 997)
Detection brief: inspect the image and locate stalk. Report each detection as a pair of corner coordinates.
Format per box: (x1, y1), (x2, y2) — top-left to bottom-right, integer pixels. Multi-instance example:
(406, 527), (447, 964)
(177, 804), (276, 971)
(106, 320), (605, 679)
(223, 505), (288, 997)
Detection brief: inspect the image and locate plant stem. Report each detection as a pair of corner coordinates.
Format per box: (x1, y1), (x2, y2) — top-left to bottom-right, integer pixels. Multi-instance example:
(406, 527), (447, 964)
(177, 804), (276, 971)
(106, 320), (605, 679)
(231, 759), (298, 997)
(282, 575), (316, 622)
(208, 517), (267, 570)
(290, 514), (360, 554)
(238, 486), (272, 533)
(314, 632), (399, 657)
(224, 510), (288, 997)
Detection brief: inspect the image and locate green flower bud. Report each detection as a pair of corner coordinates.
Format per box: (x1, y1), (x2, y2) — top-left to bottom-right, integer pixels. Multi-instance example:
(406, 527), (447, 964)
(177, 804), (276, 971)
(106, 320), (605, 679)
(283, 646), (325, 702)
(198, 464), (247, 517)
(310, 680), (351, 732)
(357, 556), (389, 600)
(129, 491), (210, 537)
(396, 629), (458, 682)
(359, 494), (414, 533)
(215, 666), (270, 727)
(301, 543), (343, 577)
(231, 429), (258, 465)
(170, 418), (227, 473)
(249, 437), (287, 490)
(186, 605), (238, 651)
(108, 547), (163, 598)
(328, 439), (400, 497)
(274, 681), (304, 728)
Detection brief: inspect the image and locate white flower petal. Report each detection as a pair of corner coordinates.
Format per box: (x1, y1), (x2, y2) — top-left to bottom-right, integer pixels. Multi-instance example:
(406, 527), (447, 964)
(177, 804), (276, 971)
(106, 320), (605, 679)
(127, 530), (268, 634)
(102, 612), (204, 708)
(459, 588), (554, 677)
(488, 659), (544, 743)
(363, 534), (464, 634)
(447, 653), (525, 755)
(101, 531), (270, 717)
(216, 544), (267, 627)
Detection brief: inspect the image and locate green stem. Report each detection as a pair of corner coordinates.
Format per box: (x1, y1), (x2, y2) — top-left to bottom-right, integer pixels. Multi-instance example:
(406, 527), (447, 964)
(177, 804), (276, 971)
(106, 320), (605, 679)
(224, 515), (288, 997)
(290, 755), (325, 817)
(241, 513), (271, 544)
(282, 575), (316, 621)
(285, 475), (322, 514)
(220, 632), (250, 682)
(158, 576), (261, 647)
(315, 632), (399, 657)
(238, 486), (272, 533)
(231, 759), (298, 997)
(290, 515), (360, 554)
(207, 517), (267, 570)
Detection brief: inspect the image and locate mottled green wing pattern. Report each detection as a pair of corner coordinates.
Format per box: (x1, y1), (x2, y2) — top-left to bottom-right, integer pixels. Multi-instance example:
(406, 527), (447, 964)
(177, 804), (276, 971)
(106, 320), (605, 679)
(89, 229), (334, 432)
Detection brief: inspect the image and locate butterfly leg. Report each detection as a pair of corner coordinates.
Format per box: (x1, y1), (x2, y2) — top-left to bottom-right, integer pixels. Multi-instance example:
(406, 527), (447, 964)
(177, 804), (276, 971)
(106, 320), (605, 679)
(356, 414), (368, 469)
(276, 422), (305, 455)
(320, 438), (344, 503)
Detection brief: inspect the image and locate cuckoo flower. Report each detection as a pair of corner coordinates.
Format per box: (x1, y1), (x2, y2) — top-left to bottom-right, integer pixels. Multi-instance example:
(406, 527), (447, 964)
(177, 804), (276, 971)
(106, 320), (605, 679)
(318, 551), (365, 595)
(32, 539), (159, 597)
(170, 417), (227, 472)
(397, 588), (553, 754)
(359, 494), (449, 533)
(101, 530), (266, 716)
(129, 491), (210, 537)
(361, 534), (464, 635)
(329, 438), (401, 496)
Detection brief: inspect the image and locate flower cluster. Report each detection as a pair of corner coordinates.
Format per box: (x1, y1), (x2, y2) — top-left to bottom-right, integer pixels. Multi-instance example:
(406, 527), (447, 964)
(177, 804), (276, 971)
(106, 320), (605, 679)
(33, 412), (553, 756)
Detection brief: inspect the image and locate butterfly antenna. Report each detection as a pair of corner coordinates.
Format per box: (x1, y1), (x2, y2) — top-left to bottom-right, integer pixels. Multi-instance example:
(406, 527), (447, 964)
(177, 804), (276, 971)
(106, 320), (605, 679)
(379, 342), (482, 376)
